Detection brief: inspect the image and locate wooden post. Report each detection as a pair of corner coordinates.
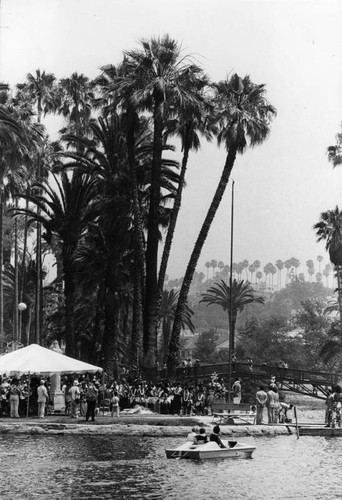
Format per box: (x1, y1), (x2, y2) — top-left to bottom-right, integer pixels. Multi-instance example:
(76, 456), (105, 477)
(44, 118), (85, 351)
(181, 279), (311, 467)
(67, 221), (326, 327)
(294, 405), (299, 439)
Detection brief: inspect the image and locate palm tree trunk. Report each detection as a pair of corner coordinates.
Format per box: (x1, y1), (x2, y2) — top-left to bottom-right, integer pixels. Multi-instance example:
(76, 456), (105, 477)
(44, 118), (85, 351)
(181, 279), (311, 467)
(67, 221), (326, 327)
(126, 110), (145, 371)
(168, 146), (237, 371)
(63, 258), (75, 357)
(0, 189), (3, 350)
(158, 141), (190, 293)
(143, 100), (163, 372)
(19, 204), (29, 330)
(101, 287), (117, 377)
(13, 199), (19, 344)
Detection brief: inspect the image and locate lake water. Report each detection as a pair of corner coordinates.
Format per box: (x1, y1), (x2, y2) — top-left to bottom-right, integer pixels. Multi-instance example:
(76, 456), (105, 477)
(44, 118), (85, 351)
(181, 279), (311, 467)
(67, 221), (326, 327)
(0, 427), (341, 500)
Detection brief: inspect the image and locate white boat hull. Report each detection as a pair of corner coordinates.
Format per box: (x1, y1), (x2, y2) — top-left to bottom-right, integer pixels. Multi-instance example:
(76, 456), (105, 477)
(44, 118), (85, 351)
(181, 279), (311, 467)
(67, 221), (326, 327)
(165, 440), (255, 460)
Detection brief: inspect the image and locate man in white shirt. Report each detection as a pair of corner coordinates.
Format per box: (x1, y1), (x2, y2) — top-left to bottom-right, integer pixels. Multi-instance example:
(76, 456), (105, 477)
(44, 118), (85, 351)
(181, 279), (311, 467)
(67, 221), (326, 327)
(37, 380), (49, 418)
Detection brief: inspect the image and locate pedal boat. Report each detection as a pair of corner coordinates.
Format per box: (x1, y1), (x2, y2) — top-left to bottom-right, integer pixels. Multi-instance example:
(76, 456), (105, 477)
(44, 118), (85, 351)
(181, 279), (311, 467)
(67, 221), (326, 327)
(165, 440), (255, 460)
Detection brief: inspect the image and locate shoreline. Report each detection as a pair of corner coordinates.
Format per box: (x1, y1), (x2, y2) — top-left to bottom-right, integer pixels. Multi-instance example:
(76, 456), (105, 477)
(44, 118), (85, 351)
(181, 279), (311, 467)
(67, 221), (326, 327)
(0, 415), (294, 437)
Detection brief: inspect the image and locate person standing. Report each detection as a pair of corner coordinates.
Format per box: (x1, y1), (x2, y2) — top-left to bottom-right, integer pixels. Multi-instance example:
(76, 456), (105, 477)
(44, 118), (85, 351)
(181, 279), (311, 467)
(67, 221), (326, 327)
(69, 380), (80, 418)
(255, 385), (267, 424)
(111, 391), (120, 418)
(85, 381), (98, 422)
(232, 378), (242, 404)
(267, 385), (279, 423)
(37, 380), (49, 418)
(9, 379), (21, 418)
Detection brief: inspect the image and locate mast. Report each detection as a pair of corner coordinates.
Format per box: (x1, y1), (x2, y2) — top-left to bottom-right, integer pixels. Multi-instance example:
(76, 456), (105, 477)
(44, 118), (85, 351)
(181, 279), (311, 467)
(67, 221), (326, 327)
(228, 180), (234, 402)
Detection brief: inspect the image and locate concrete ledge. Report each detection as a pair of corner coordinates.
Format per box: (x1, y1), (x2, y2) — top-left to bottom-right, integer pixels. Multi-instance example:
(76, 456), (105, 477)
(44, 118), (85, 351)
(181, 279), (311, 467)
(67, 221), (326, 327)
(0, 416), (293, 437)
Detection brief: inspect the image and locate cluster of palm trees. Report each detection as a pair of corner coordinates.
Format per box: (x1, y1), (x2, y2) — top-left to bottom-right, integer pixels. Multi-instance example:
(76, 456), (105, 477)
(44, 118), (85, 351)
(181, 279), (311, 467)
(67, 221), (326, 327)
(198, 256), (332, 290)
(1, 35), (276, 377)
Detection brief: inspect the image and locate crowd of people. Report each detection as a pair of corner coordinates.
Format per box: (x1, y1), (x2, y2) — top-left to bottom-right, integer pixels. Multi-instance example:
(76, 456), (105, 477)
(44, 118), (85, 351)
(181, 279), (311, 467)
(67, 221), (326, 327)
(255, 380), (293, 425)
(0, 372), (236, 419)
(0, 369), (297, 425)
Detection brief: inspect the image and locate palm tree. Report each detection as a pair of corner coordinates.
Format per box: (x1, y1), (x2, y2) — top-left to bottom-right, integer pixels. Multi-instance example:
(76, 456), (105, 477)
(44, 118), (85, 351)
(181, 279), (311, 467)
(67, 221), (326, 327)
(317, 255), (323, 273)
(17, 70), (57, 344)
(205, 261), (211, 282)
(0, 96), (42, 348)
(290, 257), (300, 276)
(211, 259), (218, 278)
(306, 259), (315, 282)
(284, 259), (292, 284)
(57, 72), (94, 138)
(168, 74), (275, 370)
(327, 124), (342, 168)
(200, 279), (265, 354)
(13, 171), (97, 356)
(275, 259), (284, 289)
(158, 72), (212, 294)
(217, 261), (225, 276)
(314, 207), (342, 325)
(122, 35), (206, 372)
(256, 271), (263, 283)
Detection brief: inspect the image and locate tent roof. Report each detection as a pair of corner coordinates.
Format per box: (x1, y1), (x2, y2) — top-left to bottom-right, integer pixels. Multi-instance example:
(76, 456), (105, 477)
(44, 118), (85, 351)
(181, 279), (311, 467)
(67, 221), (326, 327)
(0, 344), (103, 376)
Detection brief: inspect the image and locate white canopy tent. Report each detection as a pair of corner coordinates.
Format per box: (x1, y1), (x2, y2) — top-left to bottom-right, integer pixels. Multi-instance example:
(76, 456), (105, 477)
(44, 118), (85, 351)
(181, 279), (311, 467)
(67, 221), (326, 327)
(0, 343), (103, 377)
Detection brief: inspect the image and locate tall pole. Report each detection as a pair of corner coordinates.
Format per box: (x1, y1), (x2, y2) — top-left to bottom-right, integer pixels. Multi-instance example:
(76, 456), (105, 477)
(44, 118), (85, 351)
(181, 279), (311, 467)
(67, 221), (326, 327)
(228, 180), (234, 402)
(13, 201), (19, 345)
(0, 189), (3, 351)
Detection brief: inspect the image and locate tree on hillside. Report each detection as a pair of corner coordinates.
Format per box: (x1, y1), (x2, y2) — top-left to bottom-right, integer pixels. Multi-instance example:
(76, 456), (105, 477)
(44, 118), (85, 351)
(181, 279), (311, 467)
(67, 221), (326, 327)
(205, 261), (211, 281)
(294, 299), (331, 369)
(275, 259), (284, 289)
(306, 260), (315, 283)
(193, 329), (228, 364)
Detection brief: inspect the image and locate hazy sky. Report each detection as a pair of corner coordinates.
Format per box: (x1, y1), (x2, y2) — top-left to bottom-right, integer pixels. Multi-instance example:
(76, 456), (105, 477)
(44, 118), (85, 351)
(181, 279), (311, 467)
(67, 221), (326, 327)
(1, 0), (342, 280)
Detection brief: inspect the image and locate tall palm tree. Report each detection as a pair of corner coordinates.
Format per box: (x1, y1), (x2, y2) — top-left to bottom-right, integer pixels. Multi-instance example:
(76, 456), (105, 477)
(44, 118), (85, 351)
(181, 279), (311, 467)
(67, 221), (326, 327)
(58, 72), (94, 139)
(168, 74), (276, 369)
(17, 70), (57, 344)
(317, 255), (323, 273)
(211, 259), (218, 278)
(275, 259), (284, 289)
(200, 279), (265, 354)
(205, 261), (211, 281)
(306, 259), (315, 282)
(13, 171), (97, 356)
(121, 35), (206, 371)
(158, 83), (213, 293)
(314, 207), (342, 325)
(0, 97), (41, 349)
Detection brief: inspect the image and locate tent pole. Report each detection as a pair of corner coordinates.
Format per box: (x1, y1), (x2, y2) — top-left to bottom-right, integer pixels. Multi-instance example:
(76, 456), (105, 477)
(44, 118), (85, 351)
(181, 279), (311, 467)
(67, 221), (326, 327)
(26, 372), (30, 418)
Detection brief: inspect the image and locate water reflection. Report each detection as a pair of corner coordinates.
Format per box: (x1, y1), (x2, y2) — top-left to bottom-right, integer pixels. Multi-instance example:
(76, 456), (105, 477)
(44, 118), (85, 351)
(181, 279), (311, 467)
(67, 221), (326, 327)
(0, 434), (341, 499)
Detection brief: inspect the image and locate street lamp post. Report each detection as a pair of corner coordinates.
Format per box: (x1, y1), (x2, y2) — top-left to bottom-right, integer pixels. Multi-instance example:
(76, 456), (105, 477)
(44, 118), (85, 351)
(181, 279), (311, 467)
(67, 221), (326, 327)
(18, 302), (27, 345)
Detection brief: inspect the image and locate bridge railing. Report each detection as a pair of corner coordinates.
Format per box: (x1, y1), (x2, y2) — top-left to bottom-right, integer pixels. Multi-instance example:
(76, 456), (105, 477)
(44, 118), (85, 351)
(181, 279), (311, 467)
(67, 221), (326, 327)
(175, 361), (341, 387)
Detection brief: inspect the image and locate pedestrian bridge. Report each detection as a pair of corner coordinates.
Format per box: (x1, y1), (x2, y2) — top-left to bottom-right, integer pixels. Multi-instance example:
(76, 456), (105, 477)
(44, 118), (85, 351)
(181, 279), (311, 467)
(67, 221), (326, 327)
(175, 362), (342, 400)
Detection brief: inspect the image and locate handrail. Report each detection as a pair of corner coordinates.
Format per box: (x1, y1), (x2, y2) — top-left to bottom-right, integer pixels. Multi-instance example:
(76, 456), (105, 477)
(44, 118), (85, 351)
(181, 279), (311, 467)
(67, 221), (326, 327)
(175, 361), (341, 385)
